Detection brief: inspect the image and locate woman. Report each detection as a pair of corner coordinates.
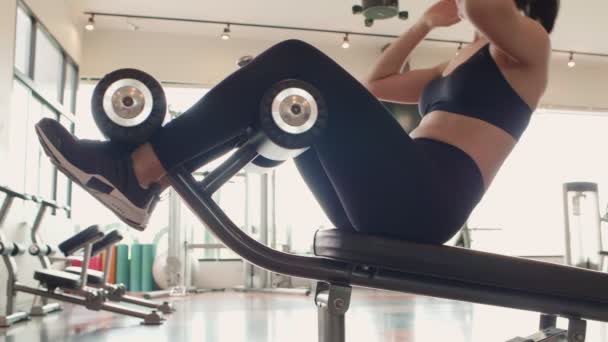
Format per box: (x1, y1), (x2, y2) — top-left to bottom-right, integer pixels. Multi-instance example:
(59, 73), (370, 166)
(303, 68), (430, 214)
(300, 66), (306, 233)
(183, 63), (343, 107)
(35, 0), (559, 243)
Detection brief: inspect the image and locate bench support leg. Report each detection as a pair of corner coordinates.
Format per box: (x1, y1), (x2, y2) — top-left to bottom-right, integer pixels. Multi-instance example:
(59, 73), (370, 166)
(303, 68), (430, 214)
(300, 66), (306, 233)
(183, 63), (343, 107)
(507, 314), (586, 342)
(567, 318), (586, 342)
(315, 282), (351, 342)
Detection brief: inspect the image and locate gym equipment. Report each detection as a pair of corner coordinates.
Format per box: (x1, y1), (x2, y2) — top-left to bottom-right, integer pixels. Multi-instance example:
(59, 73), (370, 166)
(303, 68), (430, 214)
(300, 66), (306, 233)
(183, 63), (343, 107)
(352, 0), (409, 27)
(31, 225), (164, 325)
(236, 55), (254, 68)
(64, 230), (174, 314)
(0, 186), (31, 327)
(91, 68), (167, 145)
(157, 77), (608, 341)
(0, 185), (67, 326)
(141, 244), (156, 292)
(130, 244), (143, 292)
(28, 195), (69, 316)
(563, 182), (603, 270)
(115, 244), (130, 288)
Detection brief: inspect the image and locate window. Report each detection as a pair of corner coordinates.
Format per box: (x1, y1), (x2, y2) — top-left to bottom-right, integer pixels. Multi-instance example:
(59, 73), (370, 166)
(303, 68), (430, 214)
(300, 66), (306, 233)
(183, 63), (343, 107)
(468, 110), (608, 256)
(55, 116), (74, 207)
(14, 6), (32, 75)
(33, 27), (64, 102)
(8, 80), (30, 187)
(10, 1), (78, 212)
(63, 62), (78, 112)
(275, 161), (332, 253)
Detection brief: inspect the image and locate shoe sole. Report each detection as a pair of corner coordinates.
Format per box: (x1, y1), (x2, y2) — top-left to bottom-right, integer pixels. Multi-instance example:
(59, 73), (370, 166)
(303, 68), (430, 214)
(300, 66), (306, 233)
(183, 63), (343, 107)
(35, 124), (152, 231)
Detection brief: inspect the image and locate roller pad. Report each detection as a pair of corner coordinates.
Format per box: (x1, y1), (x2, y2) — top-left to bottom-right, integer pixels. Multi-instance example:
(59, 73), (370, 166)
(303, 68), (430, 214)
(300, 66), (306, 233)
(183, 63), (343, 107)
(91, 230), (124, 257)
(58, 225), (103, 256)
(34, 269), (81, 290)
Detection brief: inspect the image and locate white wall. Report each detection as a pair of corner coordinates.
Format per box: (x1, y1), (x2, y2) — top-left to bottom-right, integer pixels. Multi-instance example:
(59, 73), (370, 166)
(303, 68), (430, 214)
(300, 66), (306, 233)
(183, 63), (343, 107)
(82, 30), (608, 110)
(81, 30), (381, 87)
(0, 0), (83, 311)
(23, 0), (82, 62)
(0, 0), (18, 183)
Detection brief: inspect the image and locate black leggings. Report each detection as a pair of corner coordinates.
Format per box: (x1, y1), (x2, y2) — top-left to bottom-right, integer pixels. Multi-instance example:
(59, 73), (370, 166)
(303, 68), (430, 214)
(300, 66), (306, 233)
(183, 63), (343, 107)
(149, 39), (484, 244)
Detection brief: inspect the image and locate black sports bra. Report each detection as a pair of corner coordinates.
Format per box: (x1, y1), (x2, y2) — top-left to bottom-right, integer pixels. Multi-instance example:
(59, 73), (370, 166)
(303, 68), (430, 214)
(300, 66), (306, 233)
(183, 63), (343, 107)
(418, 43), (533, 139)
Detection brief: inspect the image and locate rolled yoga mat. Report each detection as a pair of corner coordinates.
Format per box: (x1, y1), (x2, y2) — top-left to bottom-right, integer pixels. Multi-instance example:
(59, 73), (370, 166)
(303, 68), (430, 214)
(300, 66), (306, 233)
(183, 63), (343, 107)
(141, 244), (157, 292)
(130, 244), (143, 292)
(115, 244), (130, 289)
(108, 245), (117, 284)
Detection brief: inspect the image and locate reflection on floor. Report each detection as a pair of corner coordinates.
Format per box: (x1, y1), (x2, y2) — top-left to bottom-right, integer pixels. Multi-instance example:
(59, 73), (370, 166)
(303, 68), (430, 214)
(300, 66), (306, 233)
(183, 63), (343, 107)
(2, 288), (607, 342)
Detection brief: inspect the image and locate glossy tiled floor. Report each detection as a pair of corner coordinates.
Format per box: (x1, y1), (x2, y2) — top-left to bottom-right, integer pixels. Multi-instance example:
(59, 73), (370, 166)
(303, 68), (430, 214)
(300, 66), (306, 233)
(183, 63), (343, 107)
(2, 288), (607, 342)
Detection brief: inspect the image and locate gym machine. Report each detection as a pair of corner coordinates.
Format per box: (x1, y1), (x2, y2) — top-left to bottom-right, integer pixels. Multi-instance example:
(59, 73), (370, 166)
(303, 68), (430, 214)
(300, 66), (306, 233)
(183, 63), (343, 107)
(29, 225), (164, 325)
(63, 229), (174, 314)
(90, 64), (608, 341)
(0, 186), (31, 327)
(27, 195), (68, 316)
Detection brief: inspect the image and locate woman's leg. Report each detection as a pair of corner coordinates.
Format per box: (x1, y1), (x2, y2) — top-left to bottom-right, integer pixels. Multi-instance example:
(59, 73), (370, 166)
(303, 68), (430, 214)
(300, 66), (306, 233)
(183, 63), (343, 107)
(143, 39), (455, 242)
(37, 39), (468, 241)
(294, 149), (356, 232)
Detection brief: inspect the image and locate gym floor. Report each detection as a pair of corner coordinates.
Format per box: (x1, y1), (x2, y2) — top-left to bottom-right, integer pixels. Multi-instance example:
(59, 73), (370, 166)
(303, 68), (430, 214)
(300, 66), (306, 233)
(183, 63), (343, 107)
(2, 288), (607, 342)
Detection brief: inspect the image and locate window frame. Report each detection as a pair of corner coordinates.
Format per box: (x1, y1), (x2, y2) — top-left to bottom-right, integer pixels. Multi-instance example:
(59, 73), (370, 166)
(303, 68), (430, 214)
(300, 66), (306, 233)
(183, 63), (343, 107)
(12, 1), (79, 214)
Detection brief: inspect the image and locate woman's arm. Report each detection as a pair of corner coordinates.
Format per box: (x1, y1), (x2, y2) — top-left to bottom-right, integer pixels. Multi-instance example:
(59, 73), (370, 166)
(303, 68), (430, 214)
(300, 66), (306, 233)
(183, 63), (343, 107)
(365, 62), (447, 104)
(364, 20), (434, 84)
(463, 0), (550, 65)
(364, 0), (460, 104)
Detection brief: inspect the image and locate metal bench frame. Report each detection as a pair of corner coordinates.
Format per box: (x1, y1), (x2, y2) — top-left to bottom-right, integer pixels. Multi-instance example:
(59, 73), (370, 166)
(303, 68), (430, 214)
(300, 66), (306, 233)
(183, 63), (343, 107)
(168, 134), (595, 342)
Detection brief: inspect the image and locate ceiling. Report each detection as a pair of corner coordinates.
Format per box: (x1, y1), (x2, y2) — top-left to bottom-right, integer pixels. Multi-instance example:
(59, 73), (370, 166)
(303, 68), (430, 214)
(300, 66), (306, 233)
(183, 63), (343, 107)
(66, 0), (608, 55)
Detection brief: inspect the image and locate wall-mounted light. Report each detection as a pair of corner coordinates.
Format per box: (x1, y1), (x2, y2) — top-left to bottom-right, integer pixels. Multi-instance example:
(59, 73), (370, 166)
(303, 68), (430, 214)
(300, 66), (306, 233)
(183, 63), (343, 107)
(127, 18), (139, 31)
(456, 42), (463, 55)
(568, 52), (576, 68)
(341, 33), (350, 49)
(85, 14), (95, 31)
(221, 24), (231, 40)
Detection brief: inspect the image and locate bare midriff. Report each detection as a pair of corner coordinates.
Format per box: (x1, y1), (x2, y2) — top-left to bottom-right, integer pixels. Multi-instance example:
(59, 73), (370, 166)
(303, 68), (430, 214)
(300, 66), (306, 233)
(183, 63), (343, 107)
(410, 110), (518, 190)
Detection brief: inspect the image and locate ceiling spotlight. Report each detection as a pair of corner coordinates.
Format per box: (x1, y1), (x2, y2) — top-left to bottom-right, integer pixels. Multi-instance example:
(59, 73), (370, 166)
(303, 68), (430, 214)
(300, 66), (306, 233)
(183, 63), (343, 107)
(221, 24), (231, 40)
(456, 42), (463, 55)
(237, 55), (254, 68)
(127, 19), (139, 31)
(341, 33), (350, 49)
(567, 52), (576, 68)
(85, 14), (95, 31)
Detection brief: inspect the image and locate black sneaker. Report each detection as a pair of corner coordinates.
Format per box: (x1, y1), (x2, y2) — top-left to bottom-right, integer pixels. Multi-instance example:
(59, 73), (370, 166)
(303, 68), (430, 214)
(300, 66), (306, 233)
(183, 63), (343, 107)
(35, 118), (159, 231)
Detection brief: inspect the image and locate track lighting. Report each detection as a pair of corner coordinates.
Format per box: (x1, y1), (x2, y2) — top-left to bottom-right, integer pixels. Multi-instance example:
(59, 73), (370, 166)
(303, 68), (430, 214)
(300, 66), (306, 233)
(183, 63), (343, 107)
(456, 42), (463, 55)
(85, 14), (95, 31)
(79, 12), (596, 71)
(221, 24), (231, 40)
(341, 33), (350, 49)
(568, 52), (576, 68)
(127, 19), (139, 31)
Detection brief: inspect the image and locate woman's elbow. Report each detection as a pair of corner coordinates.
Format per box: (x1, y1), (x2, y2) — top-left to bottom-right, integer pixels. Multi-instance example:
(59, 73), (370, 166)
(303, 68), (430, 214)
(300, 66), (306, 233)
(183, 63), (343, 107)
(464, 0), (511, 23)
(362, 80), (381, 97)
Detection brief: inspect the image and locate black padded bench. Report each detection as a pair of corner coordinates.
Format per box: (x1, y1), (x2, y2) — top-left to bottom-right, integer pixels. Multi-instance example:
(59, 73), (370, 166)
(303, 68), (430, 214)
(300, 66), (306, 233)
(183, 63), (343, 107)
(168, 140), (608, 341)
(313, 229), (608, 319)
(58, 225), (103, 256)
(65, 267), (105, 285)
(34, 269), (81, 290)
(34, 225), (104, 292)
(64, 229), (124, 286)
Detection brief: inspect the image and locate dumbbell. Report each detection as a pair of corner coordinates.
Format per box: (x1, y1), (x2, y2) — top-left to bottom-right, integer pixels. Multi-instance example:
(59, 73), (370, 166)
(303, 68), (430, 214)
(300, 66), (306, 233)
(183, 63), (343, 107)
(91, 68), (167, 145)
(0, 242), (27, 256)
(246, 79), (328, 173)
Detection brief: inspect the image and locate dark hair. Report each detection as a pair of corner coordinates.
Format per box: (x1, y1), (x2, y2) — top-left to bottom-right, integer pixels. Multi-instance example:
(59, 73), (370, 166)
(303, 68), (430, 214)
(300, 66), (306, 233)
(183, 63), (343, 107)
(514, 0), (560, 33)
